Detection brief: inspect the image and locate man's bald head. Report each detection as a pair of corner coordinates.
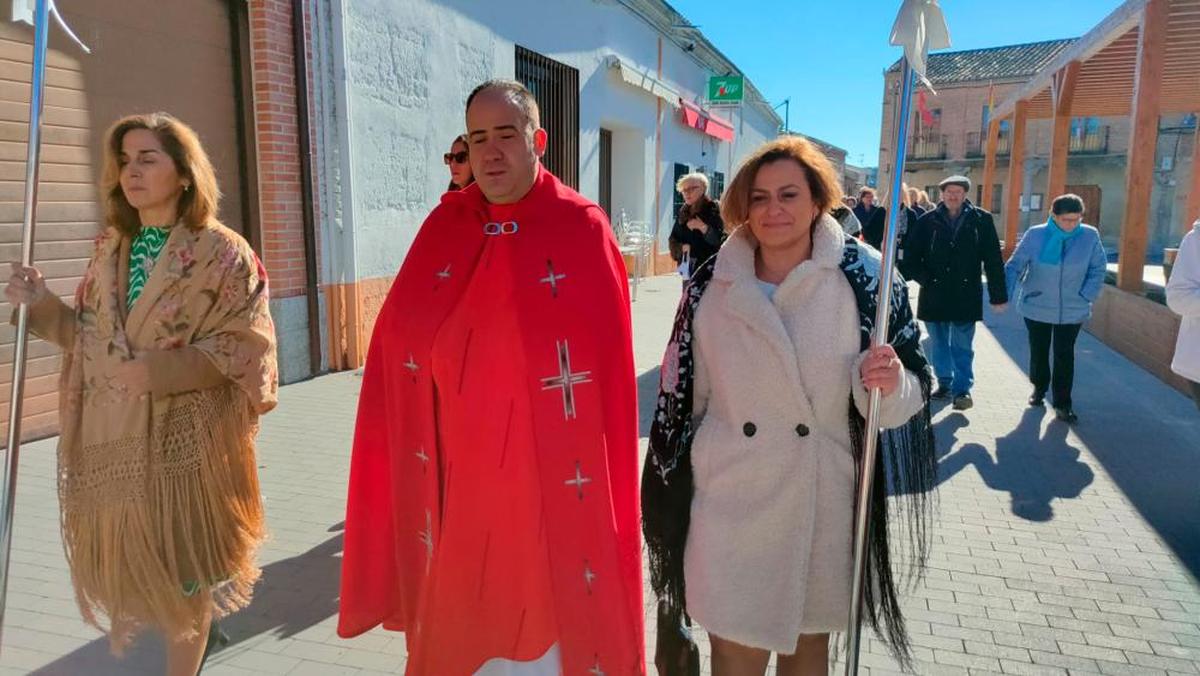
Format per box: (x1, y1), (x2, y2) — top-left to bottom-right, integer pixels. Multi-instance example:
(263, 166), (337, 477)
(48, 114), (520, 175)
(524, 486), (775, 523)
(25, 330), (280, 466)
(464, 80), (549, 205)
(466, 80), (541, 132)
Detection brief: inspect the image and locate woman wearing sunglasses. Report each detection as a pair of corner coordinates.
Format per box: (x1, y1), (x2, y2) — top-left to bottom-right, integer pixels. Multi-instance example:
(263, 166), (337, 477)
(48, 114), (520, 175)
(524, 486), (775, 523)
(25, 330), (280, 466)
(445, 134), (475, 191)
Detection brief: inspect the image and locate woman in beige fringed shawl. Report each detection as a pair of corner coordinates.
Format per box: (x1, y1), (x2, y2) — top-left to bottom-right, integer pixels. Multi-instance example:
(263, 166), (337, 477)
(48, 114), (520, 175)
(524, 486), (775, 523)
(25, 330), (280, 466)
(6, 113), (277, 675)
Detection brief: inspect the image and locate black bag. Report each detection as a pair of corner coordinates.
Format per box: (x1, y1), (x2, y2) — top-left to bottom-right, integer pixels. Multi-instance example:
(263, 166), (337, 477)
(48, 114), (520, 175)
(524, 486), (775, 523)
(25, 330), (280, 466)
(654, 601), (700, 676)
(668, 237), (684, 263)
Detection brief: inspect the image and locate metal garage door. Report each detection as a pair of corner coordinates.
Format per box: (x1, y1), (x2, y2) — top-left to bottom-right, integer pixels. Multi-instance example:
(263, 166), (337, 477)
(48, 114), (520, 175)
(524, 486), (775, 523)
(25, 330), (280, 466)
(0, 0), (250, 443)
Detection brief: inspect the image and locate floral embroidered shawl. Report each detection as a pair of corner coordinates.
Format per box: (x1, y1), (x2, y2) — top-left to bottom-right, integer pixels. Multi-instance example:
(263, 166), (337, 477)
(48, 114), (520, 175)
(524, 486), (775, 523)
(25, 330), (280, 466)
(57, 221), (277, 652)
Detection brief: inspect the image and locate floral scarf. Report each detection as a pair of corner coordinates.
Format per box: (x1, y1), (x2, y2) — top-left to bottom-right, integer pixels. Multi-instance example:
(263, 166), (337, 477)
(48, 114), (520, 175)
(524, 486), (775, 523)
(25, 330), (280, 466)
(642, 234), (937, 668)
(58, 221), (278, 652)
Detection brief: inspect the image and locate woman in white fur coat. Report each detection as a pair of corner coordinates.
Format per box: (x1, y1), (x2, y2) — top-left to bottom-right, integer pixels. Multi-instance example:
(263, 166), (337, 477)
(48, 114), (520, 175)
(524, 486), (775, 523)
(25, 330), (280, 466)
(644, 136), (938, 676)
(1167, 218), (1200, 408)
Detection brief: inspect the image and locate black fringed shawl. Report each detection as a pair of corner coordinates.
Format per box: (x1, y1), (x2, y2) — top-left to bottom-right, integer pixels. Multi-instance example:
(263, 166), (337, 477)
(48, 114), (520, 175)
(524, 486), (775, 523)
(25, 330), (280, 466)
(642, 235), (938, 667)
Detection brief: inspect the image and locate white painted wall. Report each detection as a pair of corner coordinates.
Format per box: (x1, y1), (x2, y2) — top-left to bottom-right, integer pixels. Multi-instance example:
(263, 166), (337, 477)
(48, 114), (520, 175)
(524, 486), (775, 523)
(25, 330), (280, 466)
(314, 0), (782, 281)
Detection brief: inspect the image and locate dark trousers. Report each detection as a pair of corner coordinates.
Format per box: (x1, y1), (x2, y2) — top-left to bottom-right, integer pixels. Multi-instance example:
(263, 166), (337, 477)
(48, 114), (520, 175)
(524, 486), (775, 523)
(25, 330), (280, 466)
(1025, 318), (1083, 409)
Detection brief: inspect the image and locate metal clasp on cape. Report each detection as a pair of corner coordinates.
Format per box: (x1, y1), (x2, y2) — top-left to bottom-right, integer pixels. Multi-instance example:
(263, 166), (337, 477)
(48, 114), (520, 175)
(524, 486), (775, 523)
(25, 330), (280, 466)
(483, 221), (519, 236)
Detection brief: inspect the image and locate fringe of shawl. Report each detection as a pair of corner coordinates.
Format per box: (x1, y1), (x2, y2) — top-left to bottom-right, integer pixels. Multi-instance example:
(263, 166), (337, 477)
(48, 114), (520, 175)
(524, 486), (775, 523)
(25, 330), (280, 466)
(839, 367), (937, 671)
(59, 386), (265, 654)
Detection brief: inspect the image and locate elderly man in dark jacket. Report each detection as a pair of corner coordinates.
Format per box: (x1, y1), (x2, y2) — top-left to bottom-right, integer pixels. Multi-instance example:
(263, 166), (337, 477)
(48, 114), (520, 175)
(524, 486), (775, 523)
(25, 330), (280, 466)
(903, 175), (1008, 410)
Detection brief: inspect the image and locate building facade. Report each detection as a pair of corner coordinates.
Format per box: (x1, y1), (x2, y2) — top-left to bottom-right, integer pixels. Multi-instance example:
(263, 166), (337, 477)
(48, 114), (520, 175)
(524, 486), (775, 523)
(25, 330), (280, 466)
(4, 0), (801, 442)
(844, 163), (872, 195)
(307, 0), (784, 369)
(877, 40), (1197, 255)
(1, 0), (321, 441)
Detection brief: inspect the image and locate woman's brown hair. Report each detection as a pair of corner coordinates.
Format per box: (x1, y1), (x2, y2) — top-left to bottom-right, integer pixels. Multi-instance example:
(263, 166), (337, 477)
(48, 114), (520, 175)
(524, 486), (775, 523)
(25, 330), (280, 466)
(720, 135), (844, 228)
(102, 112), (220, 236)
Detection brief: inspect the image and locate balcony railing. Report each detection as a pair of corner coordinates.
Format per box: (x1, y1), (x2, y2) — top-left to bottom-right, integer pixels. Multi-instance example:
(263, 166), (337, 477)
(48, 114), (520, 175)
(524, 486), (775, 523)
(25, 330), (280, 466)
(966, 131), (1012, 158)
(1069, 126), (1110, 154)
(961, 126), (1110, 159)
(907, 134), (947, 161)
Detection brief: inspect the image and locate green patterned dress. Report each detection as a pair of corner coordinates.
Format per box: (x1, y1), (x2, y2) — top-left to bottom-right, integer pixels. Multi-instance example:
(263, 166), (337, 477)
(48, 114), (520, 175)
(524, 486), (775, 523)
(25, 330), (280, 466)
(127, 226), (170, 310)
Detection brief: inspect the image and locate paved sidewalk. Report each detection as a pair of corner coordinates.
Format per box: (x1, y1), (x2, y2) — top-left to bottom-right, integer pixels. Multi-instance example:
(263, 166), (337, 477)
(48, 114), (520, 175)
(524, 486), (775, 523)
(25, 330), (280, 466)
(1, 274), (1198, 675)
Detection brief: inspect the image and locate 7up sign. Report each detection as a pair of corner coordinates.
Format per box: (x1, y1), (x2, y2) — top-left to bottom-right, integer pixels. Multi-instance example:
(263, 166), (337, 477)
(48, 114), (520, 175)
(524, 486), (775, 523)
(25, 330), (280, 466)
(708, 75), (744, 105)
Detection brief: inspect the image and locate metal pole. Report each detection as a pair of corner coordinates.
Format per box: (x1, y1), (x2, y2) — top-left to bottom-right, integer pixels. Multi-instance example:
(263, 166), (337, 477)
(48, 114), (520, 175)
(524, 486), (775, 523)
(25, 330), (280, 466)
(0, 0), (52, 646)
(844, 56), (915, 676)
(773, 98), (790, 135)
(290, 0), (323, 376)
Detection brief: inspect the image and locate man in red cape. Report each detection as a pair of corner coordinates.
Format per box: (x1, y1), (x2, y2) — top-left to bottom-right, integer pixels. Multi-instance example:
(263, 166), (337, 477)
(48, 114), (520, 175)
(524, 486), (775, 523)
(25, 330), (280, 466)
(338, 80), (646, 675)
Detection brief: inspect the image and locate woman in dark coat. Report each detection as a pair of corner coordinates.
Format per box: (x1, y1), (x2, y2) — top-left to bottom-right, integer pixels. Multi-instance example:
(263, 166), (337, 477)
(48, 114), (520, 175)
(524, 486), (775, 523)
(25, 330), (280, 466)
(853, 186), (887, 250)
(669, 172), (725, 274)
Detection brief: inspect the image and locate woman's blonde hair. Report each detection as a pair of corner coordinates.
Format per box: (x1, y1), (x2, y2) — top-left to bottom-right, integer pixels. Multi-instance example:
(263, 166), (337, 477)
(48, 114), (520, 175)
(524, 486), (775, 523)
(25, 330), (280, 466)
(102, 112), (220, 236)
(675, 171), (710, 195)
(721, 136), (843, 228)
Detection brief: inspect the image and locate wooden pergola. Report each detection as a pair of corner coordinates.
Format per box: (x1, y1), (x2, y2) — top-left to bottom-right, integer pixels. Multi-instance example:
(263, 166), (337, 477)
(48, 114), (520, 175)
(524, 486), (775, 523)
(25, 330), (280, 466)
(984, 0), (1200, 292)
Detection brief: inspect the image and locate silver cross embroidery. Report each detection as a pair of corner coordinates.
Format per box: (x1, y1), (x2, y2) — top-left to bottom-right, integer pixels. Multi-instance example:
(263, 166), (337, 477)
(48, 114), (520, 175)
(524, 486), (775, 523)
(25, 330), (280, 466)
(583, 561), (597, 594)
(436, 264), (451, 281)
(540, 340), (592, 420)
(539, 260), (566, 297)
(565, 461), (592, 500)
(588, 658), (605, 676)
(418, 509), (433, 573)
(415, 446), (429, 469)
(404, 353), (419, 373)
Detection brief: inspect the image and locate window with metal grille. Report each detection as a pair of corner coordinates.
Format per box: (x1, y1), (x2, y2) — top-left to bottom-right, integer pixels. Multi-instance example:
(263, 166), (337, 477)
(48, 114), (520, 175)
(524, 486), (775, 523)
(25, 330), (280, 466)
(672, 162), (690, 217)
(975, 184), (1005, 213)
(599, 128), (613, 218)
(515, 46), (580, 189)
(712, 171), (726, 200)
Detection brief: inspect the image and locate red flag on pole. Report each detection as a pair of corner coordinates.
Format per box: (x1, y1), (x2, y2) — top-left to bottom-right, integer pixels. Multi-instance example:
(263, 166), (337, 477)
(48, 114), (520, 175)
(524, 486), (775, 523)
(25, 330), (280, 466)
(917, 89), (934, 127)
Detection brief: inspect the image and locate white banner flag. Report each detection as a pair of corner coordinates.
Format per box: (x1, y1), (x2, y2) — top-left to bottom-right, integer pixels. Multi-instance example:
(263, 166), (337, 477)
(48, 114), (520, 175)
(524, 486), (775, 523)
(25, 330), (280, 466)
(890, 0), (951, 91)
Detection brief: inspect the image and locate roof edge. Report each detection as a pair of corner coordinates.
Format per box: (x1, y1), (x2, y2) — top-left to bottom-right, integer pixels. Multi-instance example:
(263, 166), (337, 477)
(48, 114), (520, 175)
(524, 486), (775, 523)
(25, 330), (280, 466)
(885, 37), (1080, 73)
(992, 0), (1148, 119)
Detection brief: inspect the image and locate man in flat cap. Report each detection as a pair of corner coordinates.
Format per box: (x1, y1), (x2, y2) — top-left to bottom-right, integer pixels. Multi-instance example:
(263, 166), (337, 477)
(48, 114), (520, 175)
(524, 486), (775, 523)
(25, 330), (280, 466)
(903, 175), (1007, 411)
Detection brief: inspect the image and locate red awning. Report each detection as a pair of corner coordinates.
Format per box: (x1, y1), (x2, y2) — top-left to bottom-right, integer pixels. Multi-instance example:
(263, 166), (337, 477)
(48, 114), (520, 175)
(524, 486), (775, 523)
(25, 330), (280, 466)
(680, 99), (734, 142)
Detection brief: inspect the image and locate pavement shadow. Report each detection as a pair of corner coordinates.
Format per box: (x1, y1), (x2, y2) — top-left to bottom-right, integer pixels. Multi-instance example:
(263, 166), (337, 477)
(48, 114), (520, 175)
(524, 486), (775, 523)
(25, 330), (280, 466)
(637, 367), (661, 439)
(937, 406), (1094, 521)
(217, 522), (344, 647)
(933, 412), (970, 461)
(30, 522), (346, 675)
(982, 305), (1200, 576)
(28, 631), (165, 676)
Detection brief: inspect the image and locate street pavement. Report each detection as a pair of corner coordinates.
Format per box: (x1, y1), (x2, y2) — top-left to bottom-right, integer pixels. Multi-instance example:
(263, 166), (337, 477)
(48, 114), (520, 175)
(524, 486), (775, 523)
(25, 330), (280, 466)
(1, 273), (1198, 675)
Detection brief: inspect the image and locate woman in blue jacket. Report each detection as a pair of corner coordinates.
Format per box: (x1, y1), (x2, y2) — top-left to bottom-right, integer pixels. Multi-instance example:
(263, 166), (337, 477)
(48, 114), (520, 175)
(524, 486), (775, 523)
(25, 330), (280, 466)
(1005, 194), (1107, 423)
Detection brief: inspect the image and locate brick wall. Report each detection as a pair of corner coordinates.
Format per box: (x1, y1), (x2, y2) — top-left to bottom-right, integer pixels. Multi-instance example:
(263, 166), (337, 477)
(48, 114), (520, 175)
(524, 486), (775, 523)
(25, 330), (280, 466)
(1087, 285), (1189, 394)
(249, 0), (311, 299)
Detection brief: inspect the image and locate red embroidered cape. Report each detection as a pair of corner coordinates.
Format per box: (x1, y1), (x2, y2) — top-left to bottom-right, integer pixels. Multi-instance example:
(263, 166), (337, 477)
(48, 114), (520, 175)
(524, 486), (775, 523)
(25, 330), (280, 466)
(338, 167), (645, 675)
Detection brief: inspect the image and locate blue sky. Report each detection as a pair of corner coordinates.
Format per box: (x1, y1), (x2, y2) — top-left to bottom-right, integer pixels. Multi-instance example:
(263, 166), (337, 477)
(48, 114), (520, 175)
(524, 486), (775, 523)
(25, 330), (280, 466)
(671, 0), (1124, 167)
